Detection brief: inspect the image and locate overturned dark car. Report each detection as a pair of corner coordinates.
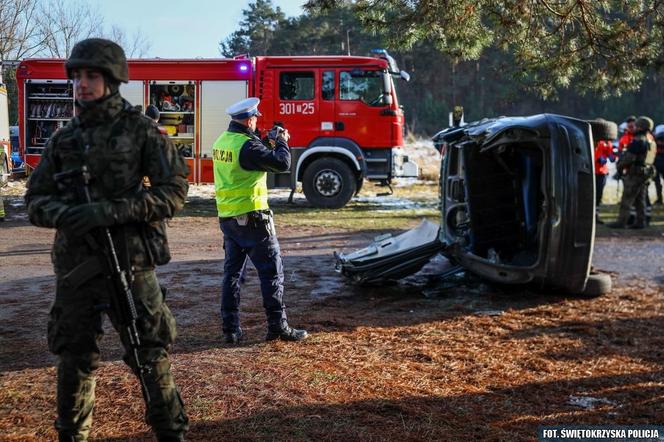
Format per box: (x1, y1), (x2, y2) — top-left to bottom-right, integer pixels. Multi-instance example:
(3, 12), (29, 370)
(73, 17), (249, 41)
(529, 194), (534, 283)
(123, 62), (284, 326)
(336, 114), (611, 296)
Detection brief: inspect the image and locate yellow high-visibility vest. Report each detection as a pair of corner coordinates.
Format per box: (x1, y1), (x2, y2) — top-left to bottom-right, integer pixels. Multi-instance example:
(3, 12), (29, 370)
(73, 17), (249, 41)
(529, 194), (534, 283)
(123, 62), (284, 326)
(212, 131), (269, 218)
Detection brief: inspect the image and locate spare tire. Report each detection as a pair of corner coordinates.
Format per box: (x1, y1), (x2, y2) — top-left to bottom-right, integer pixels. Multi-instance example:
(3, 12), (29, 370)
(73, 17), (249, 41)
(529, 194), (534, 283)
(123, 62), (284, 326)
(168, 84), (184, 96)
(588, 119), (618, 141)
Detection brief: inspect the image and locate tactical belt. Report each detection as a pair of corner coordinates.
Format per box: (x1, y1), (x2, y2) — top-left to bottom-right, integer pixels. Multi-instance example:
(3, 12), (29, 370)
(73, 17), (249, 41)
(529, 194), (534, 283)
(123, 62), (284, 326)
(219, 209), (272, 222)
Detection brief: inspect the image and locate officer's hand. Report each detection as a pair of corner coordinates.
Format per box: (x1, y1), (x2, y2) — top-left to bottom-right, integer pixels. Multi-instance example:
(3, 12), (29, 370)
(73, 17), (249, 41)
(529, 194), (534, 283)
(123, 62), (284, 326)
(59, 202), (115, 234)
(280, 129), (291, 142)
(598, 157), (607, 165)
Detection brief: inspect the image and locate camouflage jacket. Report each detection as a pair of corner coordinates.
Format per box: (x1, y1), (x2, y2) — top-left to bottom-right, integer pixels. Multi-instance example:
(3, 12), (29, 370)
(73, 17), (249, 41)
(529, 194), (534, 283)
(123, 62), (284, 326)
(25, 92), (189, 274)
(617, 133), (657, 178)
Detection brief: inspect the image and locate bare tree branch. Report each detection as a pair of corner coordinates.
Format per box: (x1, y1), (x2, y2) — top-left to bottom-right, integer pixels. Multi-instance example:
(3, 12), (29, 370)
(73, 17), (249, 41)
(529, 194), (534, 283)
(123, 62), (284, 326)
(34, 0), (104, 58)
(0, 0), (43, 60)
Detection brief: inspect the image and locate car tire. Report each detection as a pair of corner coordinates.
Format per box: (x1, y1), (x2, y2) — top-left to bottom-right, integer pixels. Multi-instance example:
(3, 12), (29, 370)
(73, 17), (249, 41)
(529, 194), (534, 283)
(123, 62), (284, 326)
(302, 157), (356, 208)
(588, 119), (618, 141)
(580, 272), (612, 297)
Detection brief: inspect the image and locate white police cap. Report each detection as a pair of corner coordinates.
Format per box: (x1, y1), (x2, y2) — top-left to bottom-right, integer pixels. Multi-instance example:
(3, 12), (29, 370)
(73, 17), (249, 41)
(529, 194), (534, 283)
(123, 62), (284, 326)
(226, 97), (262, 119)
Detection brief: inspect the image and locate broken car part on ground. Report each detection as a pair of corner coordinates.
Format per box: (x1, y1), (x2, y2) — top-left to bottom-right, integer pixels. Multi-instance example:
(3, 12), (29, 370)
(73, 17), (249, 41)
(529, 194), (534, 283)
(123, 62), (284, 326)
(336, 114), (611, 296)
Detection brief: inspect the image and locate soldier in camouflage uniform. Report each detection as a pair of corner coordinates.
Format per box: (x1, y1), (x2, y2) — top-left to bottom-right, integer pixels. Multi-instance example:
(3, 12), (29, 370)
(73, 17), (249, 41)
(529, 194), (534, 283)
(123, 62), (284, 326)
(608, 116), (657, 229)
(24, 38), (189, 441)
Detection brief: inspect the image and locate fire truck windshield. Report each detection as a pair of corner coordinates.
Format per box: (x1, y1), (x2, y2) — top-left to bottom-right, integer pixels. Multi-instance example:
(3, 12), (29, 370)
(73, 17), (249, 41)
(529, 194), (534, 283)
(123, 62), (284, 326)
(340, 70), (391, 107)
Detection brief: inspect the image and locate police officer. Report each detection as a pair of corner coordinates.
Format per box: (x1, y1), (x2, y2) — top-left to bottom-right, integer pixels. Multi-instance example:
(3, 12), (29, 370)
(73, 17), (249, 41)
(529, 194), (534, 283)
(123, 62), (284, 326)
(25, 39), (189, 441)
(608, 116), (657, 229)
(213, 97), (308, 343)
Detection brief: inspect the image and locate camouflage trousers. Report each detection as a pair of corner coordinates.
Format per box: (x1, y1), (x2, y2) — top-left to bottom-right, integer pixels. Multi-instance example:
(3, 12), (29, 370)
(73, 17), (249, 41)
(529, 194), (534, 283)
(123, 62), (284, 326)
(617, 175), (648, 226)
(48, 269), (188, 441)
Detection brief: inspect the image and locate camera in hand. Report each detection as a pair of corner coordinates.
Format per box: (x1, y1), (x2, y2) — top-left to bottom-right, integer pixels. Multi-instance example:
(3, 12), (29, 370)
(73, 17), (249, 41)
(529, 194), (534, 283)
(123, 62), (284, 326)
(267, 124), (285, 141)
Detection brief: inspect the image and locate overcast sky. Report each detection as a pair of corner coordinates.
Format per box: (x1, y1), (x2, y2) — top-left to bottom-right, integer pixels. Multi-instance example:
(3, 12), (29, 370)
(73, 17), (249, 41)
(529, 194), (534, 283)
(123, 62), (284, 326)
(97, 0), (308, 58)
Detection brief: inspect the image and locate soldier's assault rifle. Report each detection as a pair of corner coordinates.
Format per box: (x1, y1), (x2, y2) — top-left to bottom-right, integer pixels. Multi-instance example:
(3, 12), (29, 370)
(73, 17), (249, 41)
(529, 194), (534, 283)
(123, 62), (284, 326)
(54, 165), (151, 406)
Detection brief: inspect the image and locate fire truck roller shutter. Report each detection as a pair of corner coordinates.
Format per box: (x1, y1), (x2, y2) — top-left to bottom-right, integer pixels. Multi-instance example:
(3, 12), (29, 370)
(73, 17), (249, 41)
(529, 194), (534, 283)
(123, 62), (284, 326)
(297, 139), (366, 208)
(201, 80), (248, 160)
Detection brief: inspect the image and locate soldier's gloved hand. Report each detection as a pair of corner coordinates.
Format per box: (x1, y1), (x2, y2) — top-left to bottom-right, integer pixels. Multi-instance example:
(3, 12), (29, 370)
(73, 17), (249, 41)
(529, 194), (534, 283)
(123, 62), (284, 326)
(58, 202), (116, 234)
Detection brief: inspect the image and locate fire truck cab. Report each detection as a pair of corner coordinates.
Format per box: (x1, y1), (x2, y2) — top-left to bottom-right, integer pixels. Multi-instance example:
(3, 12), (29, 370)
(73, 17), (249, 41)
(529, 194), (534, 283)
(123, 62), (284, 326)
(16, 51), (416, 208)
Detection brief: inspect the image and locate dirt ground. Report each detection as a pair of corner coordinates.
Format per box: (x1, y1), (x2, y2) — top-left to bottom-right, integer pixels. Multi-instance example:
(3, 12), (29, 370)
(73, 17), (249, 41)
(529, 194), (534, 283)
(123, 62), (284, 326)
(1, 182), (663, 441)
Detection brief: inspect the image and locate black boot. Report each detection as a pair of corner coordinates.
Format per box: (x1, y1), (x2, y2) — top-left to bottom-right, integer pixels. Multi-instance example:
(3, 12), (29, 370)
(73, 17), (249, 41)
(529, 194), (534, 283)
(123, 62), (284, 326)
(223, 328), (243, 344)
(266, 325), (308, 342)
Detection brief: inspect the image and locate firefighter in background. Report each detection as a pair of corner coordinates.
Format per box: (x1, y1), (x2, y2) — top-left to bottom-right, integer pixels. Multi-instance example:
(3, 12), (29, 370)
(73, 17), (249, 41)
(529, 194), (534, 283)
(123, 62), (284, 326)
(24, 38), (189, 441)
(145, 104), (168, 136)
(593, 135), (617, 224)
(213, 97), (308, 344)
(653, 125), (664, 205)
(608, 116), (657, 229)
(618, 115), (637, 152)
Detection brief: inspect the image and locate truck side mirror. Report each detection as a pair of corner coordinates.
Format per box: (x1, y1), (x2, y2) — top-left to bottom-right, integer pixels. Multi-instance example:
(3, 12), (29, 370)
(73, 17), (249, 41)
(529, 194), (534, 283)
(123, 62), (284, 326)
(382, 72), (393, 105)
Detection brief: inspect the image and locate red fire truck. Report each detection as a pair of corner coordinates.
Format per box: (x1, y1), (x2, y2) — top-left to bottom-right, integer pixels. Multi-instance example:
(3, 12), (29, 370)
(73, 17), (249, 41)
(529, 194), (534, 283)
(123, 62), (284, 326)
(16, 50), (416, 208)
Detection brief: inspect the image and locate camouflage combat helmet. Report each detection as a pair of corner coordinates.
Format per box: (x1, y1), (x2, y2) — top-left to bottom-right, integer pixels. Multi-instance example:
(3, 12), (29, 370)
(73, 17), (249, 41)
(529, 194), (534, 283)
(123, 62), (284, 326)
(65, 38), (129, 83)
(634, 116), (654, 132)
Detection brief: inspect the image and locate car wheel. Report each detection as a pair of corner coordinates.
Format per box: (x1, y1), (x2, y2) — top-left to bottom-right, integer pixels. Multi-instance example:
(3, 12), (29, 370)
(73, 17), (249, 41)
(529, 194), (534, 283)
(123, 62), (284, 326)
(580, 272), (612, 297)
(302, 157), (356, 208)
(587, 119), (618, 141)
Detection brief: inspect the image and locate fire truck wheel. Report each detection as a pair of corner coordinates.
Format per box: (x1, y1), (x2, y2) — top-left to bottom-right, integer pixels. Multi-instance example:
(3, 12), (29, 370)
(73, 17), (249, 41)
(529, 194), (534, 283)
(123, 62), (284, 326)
(303, 157), (357, 208)
(355, 176), (364, 195)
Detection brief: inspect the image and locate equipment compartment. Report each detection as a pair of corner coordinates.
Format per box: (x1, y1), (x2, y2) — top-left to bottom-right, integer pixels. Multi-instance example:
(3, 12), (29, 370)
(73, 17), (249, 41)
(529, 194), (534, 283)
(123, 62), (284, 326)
(24, 80), (73, 154)
(149, 81), (196, 158)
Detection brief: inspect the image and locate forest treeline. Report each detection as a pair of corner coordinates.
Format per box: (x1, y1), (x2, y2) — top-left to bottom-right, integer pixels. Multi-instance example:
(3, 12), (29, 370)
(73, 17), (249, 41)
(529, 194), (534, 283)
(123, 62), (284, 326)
(221, 1), (664, 136)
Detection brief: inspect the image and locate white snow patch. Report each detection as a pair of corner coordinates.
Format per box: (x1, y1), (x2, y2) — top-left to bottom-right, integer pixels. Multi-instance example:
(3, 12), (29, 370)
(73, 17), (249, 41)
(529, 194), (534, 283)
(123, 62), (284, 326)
(568, 395), (618, 409)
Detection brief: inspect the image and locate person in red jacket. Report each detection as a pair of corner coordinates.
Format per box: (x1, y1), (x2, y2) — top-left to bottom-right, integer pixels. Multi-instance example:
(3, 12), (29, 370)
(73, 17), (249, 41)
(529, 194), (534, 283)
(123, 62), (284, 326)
(594, 138), (617, 224)
(618, 115), (636, 152)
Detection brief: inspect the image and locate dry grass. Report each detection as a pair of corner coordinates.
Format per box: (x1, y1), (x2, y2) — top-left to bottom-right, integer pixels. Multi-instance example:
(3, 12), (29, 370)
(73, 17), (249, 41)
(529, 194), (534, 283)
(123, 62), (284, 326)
(1, 271), (663, 441)
(2, 165), (664, 441)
